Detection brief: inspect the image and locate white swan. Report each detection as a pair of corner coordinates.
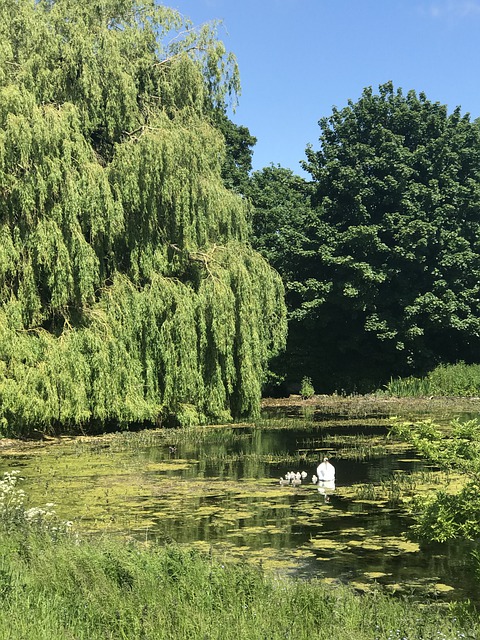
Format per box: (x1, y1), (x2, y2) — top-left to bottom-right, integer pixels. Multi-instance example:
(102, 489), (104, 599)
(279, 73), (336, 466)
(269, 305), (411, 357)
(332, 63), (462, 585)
(316, 457), (336, 502)
(316, 457), (335, 482)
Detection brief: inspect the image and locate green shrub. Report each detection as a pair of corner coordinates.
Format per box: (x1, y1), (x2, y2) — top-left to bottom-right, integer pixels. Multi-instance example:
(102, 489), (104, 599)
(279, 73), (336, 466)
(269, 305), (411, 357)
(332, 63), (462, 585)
(300, 376), (315, 399)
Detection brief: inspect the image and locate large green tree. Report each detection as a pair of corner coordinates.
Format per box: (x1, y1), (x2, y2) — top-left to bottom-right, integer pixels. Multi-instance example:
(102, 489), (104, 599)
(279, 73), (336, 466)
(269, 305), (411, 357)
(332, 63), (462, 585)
(303, 83), (480, 389)
(0, 0), (286, 434)
(251, 83), (480, 392)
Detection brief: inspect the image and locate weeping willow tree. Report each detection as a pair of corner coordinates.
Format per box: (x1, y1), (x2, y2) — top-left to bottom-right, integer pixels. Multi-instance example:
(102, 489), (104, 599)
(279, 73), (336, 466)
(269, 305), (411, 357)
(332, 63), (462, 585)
(0, 0), (286, 435)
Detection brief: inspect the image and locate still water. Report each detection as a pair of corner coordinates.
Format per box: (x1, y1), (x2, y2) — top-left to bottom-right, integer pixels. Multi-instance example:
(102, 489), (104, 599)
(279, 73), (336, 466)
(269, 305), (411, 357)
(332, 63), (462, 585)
(1, 404), (478, 602)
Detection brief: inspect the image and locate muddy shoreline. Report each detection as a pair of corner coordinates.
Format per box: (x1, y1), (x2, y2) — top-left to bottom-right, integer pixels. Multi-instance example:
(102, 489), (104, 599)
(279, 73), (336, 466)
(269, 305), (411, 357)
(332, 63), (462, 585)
(261, 393), (480, 412)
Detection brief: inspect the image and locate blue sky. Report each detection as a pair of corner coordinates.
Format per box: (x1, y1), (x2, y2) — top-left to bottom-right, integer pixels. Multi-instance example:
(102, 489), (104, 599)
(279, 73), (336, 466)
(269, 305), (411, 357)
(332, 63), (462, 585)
(171, 0), (480, 176)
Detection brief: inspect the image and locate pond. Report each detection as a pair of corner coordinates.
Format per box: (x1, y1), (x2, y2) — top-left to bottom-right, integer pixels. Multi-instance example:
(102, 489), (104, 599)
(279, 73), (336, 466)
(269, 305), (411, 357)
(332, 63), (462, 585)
(1, 397), (479, 603)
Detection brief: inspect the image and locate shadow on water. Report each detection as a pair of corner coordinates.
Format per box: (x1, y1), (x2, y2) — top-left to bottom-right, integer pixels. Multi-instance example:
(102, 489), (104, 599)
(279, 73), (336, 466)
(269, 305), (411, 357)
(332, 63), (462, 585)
(1, 402), (479, 602)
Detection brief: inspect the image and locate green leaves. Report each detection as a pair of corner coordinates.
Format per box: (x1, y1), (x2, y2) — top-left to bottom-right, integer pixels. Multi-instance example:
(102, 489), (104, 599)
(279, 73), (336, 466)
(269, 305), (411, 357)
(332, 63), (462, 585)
(390, 416), (480, 542)
(249, 83), (480, 392)
(309, 84), (480, 388)
(0, 1), (286, 434)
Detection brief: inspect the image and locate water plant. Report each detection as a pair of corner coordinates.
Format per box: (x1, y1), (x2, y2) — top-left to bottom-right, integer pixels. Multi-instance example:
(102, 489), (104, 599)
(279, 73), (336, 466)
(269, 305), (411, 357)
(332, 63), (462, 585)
(355, 483), (379, 501)
(380, 477), (402, 507)
(354, 472), (418, 507)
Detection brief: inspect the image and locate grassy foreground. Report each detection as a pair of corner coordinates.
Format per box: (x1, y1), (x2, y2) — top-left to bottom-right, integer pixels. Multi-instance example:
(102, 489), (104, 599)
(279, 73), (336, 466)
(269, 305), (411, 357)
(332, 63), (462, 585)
(0, 529), (477, 640)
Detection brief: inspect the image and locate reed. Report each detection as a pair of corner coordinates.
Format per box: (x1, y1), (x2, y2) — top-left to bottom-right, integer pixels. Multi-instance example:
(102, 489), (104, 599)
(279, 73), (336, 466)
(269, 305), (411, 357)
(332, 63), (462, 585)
(385, 362), (480, 397)
(72, 424), (254, 455)
(355, 472), (418, 506)
(354, 483), (379, 501)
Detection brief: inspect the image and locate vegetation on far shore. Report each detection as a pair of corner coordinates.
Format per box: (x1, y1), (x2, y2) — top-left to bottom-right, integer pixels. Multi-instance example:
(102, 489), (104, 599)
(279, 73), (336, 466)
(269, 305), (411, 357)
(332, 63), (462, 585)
(384, 362), (480, 398)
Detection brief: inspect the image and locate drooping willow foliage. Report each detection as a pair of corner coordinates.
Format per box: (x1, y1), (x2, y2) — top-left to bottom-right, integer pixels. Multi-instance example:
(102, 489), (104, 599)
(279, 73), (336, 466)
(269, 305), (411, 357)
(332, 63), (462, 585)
(0, 0), (286, 435)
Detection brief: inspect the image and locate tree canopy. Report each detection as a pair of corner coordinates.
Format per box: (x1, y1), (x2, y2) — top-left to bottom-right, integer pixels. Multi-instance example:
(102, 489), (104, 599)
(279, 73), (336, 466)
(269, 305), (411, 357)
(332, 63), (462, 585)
(248, 165), (325, 390)
(250, 83), (480, 392)
(0, 0), (286, 434)
(214, 111), (257, 194)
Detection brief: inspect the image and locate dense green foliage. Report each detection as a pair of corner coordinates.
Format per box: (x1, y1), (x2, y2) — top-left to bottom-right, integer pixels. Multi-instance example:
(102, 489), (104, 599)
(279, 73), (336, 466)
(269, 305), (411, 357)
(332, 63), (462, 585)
(214, 110), (257, 193)
(391, 416), (480, 542)
(0, 0), (286, 434)
(250, 83), (480, 393)
(248, 165), (323, 389)
(385, 362), (480, 397)
(300, 375), (315, 399)
(304, 82), (480, 387)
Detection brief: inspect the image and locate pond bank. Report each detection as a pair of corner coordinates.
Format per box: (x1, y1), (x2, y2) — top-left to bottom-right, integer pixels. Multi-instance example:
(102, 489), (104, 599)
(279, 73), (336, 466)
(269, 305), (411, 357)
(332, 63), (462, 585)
(262, 393), (480, 416)
(1, 395), (479, 447)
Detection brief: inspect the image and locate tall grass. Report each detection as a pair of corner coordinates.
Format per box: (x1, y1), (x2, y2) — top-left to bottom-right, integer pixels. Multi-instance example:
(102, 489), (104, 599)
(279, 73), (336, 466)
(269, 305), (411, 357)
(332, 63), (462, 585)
(384, 362), (480, 397)
(0, 531), (477, 640)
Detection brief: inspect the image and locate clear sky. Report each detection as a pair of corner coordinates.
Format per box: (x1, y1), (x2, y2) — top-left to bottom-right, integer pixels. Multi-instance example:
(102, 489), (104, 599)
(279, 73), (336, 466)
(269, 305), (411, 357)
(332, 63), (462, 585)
(170, 0), (480, 177)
